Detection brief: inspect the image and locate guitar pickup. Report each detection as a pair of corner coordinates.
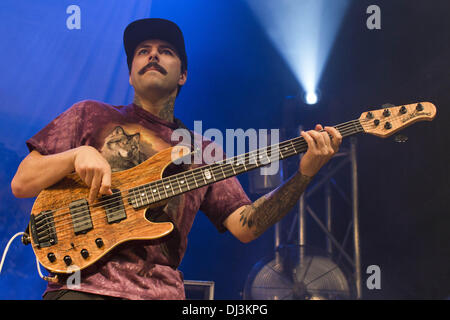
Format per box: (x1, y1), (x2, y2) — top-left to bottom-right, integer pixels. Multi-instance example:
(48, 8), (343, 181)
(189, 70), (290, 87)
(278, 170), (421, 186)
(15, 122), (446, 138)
(69, 199), (93, 235)
(101, 189), (127, 224)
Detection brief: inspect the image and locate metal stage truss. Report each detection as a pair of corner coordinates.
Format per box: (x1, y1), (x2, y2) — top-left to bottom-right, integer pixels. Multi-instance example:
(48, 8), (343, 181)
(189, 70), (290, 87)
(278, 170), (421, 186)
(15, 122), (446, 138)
(244, 133), (362, 300)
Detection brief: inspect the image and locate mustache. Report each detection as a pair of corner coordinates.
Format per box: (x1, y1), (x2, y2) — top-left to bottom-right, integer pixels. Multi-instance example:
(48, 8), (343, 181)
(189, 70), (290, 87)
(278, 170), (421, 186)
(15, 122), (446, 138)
(138, 62), (167, 75)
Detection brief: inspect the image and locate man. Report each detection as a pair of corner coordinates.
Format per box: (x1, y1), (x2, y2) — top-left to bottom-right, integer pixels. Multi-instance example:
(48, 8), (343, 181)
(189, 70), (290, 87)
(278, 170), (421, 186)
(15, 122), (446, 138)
(11, 18), (342, 300)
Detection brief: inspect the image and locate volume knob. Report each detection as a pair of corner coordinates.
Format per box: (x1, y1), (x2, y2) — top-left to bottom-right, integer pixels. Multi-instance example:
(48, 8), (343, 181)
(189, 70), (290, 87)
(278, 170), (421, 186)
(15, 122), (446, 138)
(81, 249), (89, 259)
(95, 238), (104, 248)
(47, 252), (56, 263)
(63, 255), (72, 266)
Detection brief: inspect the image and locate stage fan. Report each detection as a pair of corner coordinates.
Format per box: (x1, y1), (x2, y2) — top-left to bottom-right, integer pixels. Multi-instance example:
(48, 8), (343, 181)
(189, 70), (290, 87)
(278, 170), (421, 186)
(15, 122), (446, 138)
(243, 244), (355, 300)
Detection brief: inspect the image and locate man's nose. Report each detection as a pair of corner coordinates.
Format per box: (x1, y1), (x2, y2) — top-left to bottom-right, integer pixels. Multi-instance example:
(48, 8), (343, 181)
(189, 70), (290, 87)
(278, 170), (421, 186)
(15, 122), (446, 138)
(148, 49), (160, 62)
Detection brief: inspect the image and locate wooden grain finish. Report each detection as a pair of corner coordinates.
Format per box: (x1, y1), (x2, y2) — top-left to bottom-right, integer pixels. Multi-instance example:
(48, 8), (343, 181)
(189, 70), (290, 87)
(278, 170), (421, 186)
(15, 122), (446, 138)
(31, 145), (190, 274)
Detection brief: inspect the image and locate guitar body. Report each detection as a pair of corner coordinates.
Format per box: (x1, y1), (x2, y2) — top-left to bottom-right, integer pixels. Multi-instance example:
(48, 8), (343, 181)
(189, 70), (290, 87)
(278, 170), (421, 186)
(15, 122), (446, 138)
(30, 145), (189, 274)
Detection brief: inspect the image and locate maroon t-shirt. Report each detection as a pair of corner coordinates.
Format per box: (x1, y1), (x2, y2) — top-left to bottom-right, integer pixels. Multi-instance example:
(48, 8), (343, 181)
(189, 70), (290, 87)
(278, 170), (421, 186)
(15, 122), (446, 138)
(26, 100), (252, 300)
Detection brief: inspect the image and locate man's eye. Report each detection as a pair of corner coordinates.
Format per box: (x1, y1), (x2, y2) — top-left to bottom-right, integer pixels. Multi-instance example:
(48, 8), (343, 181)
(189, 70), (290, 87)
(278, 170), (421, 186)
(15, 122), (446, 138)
(138, 49), (148, 55)
(162, 49), (173, 55)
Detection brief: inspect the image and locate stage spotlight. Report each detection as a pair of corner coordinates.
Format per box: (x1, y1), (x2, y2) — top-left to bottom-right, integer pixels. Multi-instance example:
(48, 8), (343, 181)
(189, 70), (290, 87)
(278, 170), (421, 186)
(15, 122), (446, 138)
(305, 91), (319, 105)
(246, 0), (349, 105)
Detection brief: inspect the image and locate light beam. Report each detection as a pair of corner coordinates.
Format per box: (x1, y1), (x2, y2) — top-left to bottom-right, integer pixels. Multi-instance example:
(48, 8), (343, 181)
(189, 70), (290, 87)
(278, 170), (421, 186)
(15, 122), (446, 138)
(246, 0), (350, 105)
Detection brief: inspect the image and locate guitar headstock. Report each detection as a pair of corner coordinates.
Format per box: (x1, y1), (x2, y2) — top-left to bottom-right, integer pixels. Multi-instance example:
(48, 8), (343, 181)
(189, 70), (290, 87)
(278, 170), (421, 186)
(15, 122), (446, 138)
(359, 102), (436, 138)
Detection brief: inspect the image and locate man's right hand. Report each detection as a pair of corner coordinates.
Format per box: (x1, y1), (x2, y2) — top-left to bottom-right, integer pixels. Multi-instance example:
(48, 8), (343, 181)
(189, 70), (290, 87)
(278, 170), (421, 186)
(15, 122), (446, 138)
(73, 146), (113, 204)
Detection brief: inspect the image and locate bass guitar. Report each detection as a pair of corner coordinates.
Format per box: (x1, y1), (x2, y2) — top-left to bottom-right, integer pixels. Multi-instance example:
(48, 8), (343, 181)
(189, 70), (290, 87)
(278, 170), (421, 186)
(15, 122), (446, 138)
(27, 102), (436, 275)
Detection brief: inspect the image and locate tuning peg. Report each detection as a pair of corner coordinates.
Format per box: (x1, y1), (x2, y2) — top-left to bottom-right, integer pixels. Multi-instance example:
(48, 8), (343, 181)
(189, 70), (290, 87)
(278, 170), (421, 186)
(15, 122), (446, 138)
(383, 109), (391, 117)
(399, 106), (407, 114)
(416, 103), (424, 111)
(366, 112), (374, 119)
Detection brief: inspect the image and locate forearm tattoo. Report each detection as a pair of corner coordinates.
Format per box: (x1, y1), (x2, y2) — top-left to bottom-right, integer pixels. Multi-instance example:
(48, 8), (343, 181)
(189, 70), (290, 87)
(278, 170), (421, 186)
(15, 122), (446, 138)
(239, 172), (312, 239)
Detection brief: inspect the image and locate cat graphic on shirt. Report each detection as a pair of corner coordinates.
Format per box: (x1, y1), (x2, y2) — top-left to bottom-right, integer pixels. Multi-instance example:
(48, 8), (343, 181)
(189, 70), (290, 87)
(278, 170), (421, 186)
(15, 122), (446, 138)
(101, 126), (150, 172)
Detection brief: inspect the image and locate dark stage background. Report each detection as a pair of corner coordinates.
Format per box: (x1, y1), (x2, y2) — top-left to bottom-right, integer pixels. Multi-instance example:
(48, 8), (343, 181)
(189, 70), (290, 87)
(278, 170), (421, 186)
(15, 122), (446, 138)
(0, 0), (448, 299)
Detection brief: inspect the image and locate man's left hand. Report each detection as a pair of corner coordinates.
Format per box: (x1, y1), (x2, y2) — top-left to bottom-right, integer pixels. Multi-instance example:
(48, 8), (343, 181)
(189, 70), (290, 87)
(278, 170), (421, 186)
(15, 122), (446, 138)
(299, 124), (342, 177)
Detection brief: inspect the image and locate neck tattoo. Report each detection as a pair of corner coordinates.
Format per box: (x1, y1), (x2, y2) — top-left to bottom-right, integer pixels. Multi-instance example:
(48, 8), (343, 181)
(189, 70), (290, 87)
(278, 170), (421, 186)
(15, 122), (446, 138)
(133, 95), (175, 123)
(159, 96), (175, 122)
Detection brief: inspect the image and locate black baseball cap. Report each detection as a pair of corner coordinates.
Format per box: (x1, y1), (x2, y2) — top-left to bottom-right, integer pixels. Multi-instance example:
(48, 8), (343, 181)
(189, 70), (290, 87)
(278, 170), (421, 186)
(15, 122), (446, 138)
(123, 18), (188, 72)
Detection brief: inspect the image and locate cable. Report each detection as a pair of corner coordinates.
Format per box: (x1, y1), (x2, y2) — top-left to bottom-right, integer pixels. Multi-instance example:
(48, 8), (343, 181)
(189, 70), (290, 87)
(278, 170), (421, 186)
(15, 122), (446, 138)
(0, 232), (25, 274)
(35, 256), (58, 282)
(0, 231), (58, 283)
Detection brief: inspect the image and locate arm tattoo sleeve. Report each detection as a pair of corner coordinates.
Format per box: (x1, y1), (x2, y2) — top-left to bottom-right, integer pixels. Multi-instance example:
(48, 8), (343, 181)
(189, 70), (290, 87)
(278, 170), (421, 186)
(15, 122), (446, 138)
(239, 171), (312, 239)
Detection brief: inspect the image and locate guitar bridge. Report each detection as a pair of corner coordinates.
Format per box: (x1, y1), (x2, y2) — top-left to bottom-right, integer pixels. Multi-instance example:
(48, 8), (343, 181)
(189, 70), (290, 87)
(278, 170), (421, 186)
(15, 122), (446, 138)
(30, 210), (57, 248)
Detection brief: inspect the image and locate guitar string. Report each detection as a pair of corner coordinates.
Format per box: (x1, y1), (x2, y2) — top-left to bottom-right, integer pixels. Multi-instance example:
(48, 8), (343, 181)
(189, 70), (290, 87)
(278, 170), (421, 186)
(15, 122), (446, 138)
(32, 118), (374, 237)
(33, 113), (408, 238)
(36, 118), (362, 225)
(36, 111), (412, 245)
(34, 115), (397, 240)
(36, 104), (422, 230)
(33, 120), (367, 239)
(32, 119), (358, 230)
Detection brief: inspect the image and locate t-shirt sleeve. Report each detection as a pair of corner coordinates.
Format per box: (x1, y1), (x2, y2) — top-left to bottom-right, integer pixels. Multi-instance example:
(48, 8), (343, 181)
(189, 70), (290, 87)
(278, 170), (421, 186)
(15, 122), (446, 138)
(198, 140), (252, 233)
(200, 176), (252, 233)
(26, 102), (85, 155)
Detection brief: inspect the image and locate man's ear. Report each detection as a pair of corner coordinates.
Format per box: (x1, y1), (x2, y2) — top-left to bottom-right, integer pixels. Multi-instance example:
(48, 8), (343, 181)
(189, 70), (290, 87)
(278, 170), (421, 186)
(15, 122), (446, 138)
(129, 73), (132, 86)
(178, 70), (187, 86)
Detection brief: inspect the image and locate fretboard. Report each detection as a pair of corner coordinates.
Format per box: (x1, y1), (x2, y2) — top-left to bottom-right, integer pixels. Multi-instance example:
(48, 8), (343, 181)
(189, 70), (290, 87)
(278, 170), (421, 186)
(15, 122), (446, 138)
(128, 119), (364, 208)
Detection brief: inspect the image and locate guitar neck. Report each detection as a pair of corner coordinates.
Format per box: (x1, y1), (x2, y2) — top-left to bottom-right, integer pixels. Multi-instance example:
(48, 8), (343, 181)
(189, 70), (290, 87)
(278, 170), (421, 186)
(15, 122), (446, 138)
(128, 119), (364, 208)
